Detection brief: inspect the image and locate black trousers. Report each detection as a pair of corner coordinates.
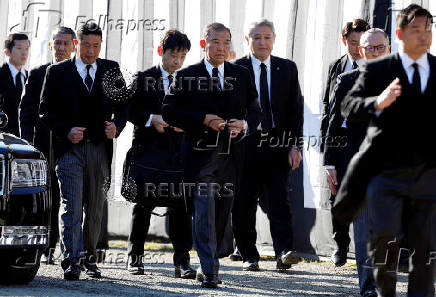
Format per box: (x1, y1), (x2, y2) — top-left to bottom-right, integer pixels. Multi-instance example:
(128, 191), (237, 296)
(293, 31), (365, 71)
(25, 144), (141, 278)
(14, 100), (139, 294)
(329, 146), (352, 250)
(46, 170), (60, 255)
(232, 133), (293, 261)
(366, 165), (436, 297)
(127, 203), (192, 266)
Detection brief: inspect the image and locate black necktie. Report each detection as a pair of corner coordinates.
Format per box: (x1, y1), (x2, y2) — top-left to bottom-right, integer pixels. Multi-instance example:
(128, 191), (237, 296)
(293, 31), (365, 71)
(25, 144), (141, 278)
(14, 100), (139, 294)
(168, 74), (173, 86)
(260, 63), (273, 131)
(15, 72), (22, 94)
(85, 64), (93, 91)
(412, 63), (421, 94)
(352, 61), (358, 69)
(212, 67), (222, 91)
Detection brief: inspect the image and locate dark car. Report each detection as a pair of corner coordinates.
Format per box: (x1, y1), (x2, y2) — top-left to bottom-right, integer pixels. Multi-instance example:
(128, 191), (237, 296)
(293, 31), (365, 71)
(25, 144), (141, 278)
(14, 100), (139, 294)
(0, 111), (51, 284)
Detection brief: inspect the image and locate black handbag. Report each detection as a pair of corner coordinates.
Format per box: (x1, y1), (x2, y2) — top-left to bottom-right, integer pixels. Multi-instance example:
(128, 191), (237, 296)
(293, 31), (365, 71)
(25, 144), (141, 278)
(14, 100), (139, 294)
(121, 129), (187, 212)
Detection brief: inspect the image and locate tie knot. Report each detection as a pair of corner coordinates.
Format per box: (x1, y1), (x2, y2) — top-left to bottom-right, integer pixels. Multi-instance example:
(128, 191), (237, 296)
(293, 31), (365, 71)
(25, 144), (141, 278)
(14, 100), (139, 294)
(260, 63), (267, 69)
(86, 64), (92, 72)
(412, 63), (419, 71)
(352, 61), (358, 69)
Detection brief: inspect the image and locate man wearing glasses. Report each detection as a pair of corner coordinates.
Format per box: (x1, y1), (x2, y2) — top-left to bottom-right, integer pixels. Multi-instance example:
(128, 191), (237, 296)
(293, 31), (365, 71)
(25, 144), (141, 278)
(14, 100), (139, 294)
(324, 28), (390, 297)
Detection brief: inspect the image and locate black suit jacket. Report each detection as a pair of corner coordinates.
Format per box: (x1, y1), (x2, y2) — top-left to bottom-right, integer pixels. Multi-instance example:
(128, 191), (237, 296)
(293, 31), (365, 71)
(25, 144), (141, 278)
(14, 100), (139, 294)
(162, 60), (260, 181)
(19, 62), (51, 156)
(0, 63), (28, 136)
(323, 68), (367, 170)
(39, 57), (127, 162)
(234, 55), (303, 145)
(128, 65), (167, 146)
(333, 53), (436, 223)
(320, 54), (348, 152)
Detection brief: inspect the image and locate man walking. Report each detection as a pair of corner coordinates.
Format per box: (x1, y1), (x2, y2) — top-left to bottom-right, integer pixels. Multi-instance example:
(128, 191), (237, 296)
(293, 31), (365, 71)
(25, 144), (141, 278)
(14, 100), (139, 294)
(40, 22), (127, 280)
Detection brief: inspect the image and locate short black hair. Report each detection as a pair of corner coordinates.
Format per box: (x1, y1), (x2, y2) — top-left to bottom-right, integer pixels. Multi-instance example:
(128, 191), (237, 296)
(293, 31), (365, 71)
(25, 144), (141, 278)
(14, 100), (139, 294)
(203, 22), (232, 40)
(396, 4), (433, 30)
(342, 19), (370, 38)
(77, 22), (102, 40)
(51, 26), (76, 40)
(4, 33), (30, 51)
(160, 29), (191, 53)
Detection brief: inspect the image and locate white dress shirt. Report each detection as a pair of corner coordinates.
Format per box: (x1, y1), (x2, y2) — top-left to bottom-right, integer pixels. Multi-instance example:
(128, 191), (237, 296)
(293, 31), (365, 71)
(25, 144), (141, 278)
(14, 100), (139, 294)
(145, 64), (176, 127)
(75, 56), (97, 89)
(399, 49), (429, 93)
(204, 58), (224, 89)
(250, 55), (276, 129)
(344, 54), (363, 72)
(7, 62), (26, 87)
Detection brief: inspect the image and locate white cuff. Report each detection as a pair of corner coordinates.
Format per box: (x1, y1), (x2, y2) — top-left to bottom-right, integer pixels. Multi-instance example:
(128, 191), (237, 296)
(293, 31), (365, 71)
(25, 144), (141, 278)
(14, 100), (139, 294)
(324, 165), (335, 170)
(145, 114), (154, 127)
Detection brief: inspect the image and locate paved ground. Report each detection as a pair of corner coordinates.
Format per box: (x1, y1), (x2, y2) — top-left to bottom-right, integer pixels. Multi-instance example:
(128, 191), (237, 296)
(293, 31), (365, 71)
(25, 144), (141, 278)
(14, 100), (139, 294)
(0, 243), (410, 297)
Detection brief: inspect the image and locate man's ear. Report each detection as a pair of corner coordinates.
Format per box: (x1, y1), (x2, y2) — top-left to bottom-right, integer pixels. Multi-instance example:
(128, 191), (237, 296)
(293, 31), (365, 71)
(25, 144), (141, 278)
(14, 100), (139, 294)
(245, 35), (249, 45)
(396, 28), (402, 40)
(157, 46), (163, 56)
(73, 39), (78, 46)
(341, 37), (347, 46)
(358, 47), (364, 57)
(4, 48), (10, 57)
(200, 39), (206, 49)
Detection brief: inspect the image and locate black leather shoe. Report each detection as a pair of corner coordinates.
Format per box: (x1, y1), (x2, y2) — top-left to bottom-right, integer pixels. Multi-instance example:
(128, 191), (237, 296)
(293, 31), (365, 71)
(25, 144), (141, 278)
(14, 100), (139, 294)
(242, 260), (260, 271)
(64, 263), (81, 281)
(127, 255), (144, 275)
(331, 248), (347, 267)
(83, 261), (101, 278)
(201, 274), (218, 288)
(196, 267), (222, 284)
(175, 263), (196, 279)
(280, 250), (299, 266)
(229, 248), (242, 261)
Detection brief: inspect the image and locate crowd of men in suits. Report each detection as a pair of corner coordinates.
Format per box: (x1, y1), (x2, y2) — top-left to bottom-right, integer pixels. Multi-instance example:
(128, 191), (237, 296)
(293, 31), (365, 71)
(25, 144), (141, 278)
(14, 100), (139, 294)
(0, 3), (434, 296)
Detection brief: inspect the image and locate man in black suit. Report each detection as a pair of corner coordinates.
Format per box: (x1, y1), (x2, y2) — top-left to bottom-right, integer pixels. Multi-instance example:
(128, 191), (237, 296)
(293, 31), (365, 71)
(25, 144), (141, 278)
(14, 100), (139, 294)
(324, 28), (390, 297)
(333, 5), (436, 296)
(0, 33), (29, 136)
(19, 26), (76, 265)
(126, 29), (195, 279)
(232, 19), (303, 272)
(320, 19), (369, 150)
(162, 23), (260, 288)
(40, 23), (127, 281)
(320, 19), (370, 266)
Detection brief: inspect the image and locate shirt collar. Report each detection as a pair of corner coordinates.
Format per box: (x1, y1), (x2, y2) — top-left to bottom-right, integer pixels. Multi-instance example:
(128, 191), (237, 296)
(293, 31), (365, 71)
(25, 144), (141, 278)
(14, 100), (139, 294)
(75, 56), (97, 72)
(398, 47), (429, 72)
(204, 58), (224, 77)
(7, 61), (26, 78)
(347, 54), (363, 67)
(250, 54), (271, 69)
(159, 64), (176, 78)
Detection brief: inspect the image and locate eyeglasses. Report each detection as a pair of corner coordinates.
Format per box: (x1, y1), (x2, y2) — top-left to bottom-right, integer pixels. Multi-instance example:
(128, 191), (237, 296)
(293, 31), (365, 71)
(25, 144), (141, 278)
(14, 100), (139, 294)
(362, 44), (387, 53)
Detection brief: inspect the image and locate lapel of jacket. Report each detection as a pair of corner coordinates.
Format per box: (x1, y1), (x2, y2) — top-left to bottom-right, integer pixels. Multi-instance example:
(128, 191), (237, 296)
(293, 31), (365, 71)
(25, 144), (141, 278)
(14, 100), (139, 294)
(339, 54), (348, 73)
(153, 65), (165, 103)
(2, 63), (19, 98)
(243, 55), (255, 77)
(71, 56), (89, 94)
(269, 55), (280, 121)
(424, 53), (436, 97)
